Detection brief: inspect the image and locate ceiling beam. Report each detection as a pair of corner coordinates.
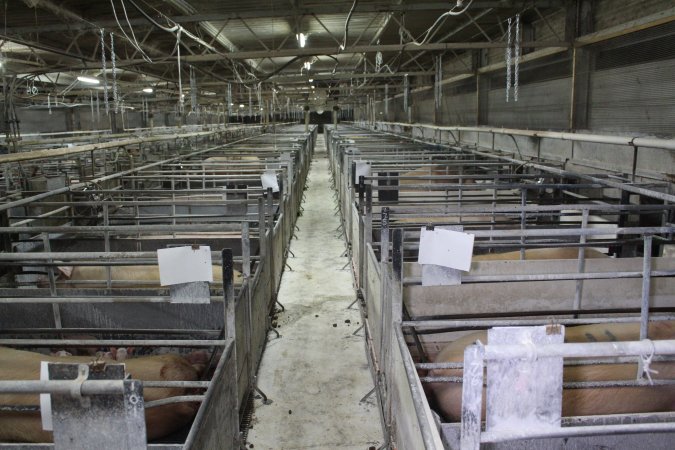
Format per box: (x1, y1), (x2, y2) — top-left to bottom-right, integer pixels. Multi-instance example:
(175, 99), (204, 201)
(114, 41), (569, 64)
(5, 2), (565, 33)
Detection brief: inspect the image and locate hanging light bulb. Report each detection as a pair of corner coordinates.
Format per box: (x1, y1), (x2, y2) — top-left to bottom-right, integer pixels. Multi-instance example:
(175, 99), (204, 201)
(296, 33), (307, 48)
(77, 76), (100, 85)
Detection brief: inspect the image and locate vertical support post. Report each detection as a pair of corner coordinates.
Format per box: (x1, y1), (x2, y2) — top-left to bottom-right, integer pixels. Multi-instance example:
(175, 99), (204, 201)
(567, 0), (594, 130)
(221, 248), (240, 448)
(42, 233), (62, 329)
(378, 207), (392, 435)
(222, 249), (236, 341)
(460, 344), (485, 450)
(573, 208), (590, 312)
(304, 106), (310, 133)
(519, 188), (527, 260)
(242, 222), (253, 382)
(258, 197), (266, 260)
(103, 204), (112, 289)
(640, 235), (653, 341)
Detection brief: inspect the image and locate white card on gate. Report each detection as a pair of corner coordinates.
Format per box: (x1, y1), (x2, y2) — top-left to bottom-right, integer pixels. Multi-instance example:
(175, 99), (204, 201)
(157, 246), (214, 286)
(261, 171), (280, 193)
(354, 160), (371, 184)
(40, 361), (53, 431)
(418, 228), (474, 271)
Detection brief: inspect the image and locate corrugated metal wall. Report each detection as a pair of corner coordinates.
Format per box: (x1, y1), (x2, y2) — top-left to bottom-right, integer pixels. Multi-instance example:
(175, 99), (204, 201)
(487, 77), (571, 130)
(589, 58), (675, 135)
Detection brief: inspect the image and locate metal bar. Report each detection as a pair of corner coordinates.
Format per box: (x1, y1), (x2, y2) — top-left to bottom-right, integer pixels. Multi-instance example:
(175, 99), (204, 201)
(402, 316), (675, 330)
(0, 339), (226, 347)
(0, 380), (124, 395)
(483, 339), (675, 361)
(480, 422), (675, 443)
(144, 395), (205, 408)
(403, 270), (675, 285)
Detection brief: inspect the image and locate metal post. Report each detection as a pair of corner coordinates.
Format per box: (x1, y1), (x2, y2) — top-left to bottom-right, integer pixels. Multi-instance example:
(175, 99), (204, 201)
(460, 344), (485, 450)
(573, 208), (590, 311)
(640, 235), (653, 341)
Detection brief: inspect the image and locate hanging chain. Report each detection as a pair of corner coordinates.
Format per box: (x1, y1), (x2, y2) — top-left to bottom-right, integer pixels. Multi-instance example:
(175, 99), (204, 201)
(177, 30), (184, 115)
(506, 17), (512, 102)
(90, 90), (94, 124)
(189, 65), (197, 112)
(435, 55), (443, 112)
(100, 29), (109, 115)
(514, 14), (521, 102)
(403, 74), (409, 111)
(110, 32), (119, 114)
(248, 88), (252, 118)
(226, 82), (232, 118)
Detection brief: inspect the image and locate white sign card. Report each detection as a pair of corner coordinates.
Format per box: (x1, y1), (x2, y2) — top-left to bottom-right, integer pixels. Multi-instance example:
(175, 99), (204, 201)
(157, 246), (214, 286)
(40, 361), (53, 431)
(418, 227), (475, 272)
(354, 160), (372, 184)
(261, 171), (280, 193)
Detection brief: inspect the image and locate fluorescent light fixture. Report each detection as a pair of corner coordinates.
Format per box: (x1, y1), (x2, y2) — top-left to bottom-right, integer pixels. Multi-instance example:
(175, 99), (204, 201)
(239, 104), (245, 108)
(142, 87), (154, 93)
(311, 85), (315, 89)
(77, 76), (100, 84)
(308, 78), (314, 83)
(296, 33), (307, 48)
(303, 61), (312, 71)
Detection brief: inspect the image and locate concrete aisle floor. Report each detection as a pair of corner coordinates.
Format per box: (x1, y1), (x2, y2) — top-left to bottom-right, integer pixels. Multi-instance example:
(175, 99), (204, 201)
(246, 133), (383, 449)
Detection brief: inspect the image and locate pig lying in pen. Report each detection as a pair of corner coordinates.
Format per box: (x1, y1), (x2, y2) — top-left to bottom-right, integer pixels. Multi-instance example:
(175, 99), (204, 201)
(473, 247), (608, 261)
(39, 264), (243, 289)
(0, 346), (204, 442)
(428, 321), (675, 421)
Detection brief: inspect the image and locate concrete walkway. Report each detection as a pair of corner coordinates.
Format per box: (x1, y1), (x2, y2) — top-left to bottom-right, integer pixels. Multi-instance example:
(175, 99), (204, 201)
(247, 133), (382, 449)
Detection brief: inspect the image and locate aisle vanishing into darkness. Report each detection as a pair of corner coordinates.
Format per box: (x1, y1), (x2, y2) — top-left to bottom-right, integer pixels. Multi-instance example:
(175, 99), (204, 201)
(247, 132), (382, 449)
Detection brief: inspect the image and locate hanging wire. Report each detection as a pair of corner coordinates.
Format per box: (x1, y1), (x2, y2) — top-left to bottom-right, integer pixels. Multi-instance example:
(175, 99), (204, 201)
(514, 14), (521, 102)
(406, 0), (475, 46)
(506, 17), (512, 103)
(109, 0), (153, 63)
(339, 0), (358, 51)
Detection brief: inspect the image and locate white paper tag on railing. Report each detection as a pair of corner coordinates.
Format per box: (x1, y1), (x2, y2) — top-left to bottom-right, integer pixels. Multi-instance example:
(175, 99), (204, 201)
(418, 227), (474, 271)
(261, 171), (279, 193)
(40, 361), (53, 431)
(158, 246), (213, 286)
(354, 160), (371, 184)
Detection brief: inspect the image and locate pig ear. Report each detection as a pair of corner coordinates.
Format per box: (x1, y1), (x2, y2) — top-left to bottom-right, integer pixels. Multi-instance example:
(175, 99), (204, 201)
(56, 266), (74, 279)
